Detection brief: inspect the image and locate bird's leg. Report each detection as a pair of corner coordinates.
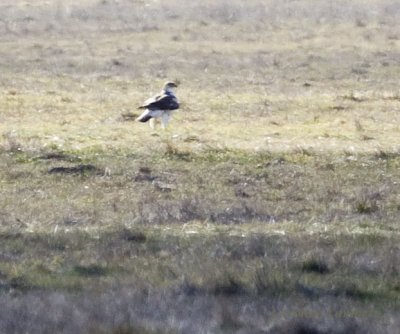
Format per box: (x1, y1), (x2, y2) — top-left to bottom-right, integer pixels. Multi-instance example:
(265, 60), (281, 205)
(161, 111), (170, 129)
(149, 118), (156, 129)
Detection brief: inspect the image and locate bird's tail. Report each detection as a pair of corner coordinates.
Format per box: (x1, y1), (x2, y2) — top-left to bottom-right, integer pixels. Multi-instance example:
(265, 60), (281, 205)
(136, 114), (152, 122)
(136, 109), (152, 122)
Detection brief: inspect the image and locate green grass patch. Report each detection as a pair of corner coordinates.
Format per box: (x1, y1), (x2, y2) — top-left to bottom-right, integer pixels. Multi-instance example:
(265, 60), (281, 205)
(1, 1), (400, 332)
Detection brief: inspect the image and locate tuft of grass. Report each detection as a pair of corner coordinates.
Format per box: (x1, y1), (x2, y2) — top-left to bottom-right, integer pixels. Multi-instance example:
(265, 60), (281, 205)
(301, 259), (330, 274)
(355, 200), (379, 214)
(254, 269), (294, 297)
(213, 276), (246, 296)
(73, 264), (109, 277)
(48, 164), (102, 175)
(163, 140), (193, 161)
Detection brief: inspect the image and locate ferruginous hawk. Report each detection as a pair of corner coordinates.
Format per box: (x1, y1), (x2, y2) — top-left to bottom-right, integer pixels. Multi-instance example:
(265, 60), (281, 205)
(136, 81), (179, 129)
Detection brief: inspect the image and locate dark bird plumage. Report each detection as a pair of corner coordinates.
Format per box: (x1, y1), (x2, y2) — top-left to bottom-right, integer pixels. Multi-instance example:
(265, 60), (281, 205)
(136, 82), (180, 128)
(138, 93), (179, 111)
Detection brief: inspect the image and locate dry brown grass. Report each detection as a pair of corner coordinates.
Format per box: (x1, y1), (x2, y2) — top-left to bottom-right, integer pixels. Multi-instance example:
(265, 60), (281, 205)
(0, 1), (399, 333)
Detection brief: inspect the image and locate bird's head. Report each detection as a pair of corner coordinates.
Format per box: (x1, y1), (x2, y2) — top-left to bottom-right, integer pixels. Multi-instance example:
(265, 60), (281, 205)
(163, 81), (178, 93)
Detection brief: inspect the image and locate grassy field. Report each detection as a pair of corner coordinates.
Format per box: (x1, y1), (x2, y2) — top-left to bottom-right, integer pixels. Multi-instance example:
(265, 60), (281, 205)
(0, 1), (400, 333)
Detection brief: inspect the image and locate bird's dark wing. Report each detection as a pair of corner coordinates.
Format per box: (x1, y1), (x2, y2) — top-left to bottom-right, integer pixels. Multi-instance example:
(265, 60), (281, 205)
(139, 94), (179, 110)
(139, 94), (161, 109)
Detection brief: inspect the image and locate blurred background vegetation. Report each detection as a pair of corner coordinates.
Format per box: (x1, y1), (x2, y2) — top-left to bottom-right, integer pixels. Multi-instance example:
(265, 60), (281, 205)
(0, 1), (399, 333)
